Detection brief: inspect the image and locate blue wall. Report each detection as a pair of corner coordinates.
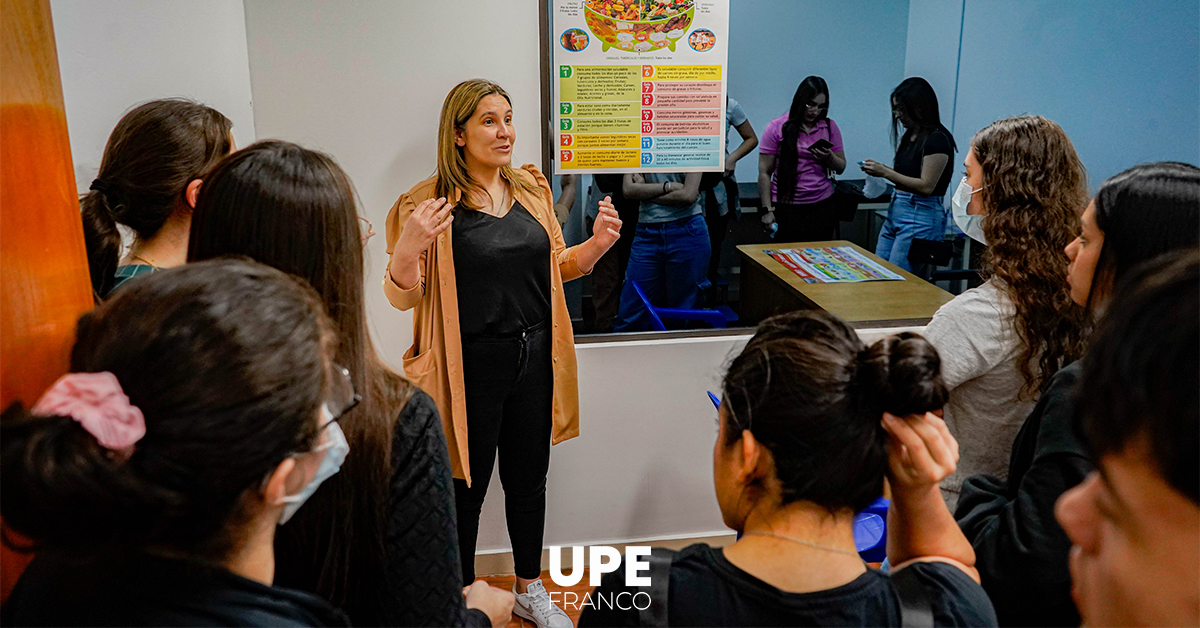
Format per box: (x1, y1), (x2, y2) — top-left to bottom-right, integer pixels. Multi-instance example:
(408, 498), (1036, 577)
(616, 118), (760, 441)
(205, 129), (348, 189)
(726, 0), (912, 183)
(943, 0), (1198, 188)
(726, 0), (1199, 193)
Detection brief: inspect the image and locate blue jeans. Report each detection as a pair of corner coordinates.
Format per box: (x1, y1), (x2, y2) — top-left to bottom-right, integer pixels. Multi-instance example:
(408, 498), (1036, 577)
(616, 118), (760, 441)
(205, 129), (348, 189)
(614, 214), (710, 332)
(875, 190), (947, 274)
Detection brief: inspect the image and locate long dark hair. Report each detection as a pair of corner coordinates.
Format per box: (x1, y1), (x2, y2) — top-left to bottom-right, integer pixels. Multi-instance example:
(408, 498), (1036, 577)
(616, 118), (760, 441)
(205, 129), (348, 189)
(776, 76), (828, 204)
(1, 259), (332, 559)
(974, 115), (1088, 398)
(81, 99), (232, 298)
(1087, 162), (1200, 308)
(1076, 250), (1199, 504)
(720, 311), (947, 514)
(889, 77), (956, 153)
(188, 140), (415, 621)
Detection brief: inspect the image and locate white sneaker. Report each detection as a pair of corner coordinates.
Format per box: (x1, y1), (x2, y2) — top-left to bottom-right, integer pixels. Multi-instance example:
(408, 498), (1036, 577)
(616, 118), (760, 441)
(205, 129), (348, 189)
(513, 579), (573, 628)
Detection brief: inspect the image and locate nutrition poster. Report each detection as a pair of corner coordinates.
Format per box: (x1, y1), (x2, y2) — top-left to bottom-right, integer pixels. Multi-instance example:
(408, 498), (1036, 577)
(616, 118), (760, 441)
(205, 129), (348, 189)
(765, 247), (906, 284)
(552, 0), (730, 174)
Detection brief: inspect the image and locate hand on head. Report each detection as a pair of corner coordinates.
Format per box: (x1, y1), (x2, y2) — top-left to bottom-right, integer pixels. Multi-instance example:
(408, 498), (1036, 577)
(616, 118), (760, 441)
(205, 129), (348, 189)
(881, 411), (959, 494)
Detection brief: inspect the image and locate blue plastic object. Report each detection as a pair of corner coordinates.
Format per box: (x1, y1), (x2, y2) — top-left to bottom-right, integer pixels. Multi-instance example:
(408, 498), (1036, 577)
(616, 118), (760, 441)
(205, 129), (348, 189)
(707, 391), (721, 409)
(630, 280), (738, 331)
(857, 497), (890, 562)
(853, 513), (885, 554)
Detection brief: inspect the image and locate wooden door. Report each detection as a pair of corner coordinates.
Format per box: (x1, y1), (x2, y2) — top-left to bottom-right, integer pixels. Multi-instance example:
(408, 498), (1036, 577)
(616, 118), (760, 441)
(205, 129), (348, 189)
(1, 0), (94, 602)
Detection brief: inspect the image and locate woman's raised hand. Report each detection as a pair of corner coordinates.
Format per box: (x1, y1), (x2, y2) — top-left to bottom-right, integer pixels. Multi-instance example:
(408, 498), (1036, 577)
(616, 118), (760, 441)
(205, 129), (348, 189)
(394, 197), (452, 261)
(590, 196), (622, 253)
(861, 159), (890, 178)
(881, 411), (959, 494)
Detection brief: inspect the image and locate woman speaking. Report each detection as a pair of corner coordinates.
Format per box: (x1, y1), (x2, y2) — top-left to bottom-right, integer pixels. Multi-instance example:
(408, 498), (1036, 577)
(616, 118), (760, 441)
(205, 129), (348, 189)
(384, 79), (620, 628)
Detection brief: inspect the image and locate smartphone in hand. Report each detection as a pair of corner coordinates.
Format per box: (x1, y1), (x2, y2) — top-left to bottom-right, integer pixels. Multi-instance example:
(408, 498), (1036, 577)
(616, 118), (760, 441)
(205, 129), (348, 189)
(808, 139), (833, 153)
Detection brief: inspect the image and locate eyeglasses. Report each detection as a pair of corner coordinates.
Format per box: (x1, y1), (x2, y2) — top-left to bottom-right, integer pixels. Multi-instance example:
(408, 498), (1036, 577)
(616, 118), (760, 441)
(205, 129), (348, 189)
(805, 102), (828, 112)
(320, 364), (361, 431)
(359, 216), (375, 245)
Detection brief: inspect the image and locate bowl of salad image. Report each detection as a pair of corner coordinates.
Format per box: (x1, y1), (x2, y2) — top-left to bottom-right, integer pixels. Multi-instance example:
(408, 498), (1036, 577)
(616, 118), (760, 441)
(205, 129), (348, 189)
(583, 0), (695, 53)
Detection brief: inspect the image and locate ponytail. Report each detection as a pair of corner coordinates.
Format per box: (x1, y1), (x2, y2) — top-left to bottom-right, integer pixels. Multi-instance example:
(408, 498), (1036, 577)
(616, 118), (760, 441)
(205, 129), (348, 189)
(80, 99), (232, 299)
(80, 182), (122, 298)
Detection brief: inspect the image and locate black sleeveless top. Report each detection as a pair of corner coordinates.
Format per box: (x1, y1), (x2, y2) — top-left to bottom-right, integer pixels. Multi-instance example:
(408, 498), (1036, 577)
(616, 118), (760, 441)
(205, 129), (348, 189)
(452, 201), (551, 336)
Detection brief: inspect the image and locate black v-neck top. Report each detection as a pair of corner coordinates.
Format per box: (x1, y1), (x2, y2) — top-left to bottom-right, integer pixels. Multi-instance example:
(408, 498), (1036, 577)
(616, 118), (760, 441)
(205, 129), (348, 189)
(452, 201), (551, 336)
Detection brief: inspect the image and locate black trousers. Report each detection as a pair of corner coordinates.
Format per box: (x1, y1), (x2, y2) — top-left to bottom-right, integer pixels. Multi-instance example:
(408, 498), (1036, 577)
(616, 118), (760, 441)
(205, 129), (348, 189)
(454, 320), (553, 583)
(775, 195), (838, 244)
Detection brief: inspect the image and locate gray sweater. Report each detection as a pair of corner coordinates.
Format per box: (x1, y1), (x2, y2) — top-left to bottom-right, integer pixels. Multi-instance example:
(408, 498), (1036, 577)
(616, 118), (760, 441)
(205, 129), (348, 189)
(923, 280), (1037, 506)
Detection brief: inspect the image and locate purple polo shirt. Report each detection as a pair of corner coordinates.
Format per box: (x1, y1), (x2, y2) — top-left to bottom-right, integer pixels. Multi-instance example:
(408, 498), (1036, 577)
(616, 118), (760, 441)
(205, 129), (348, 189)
(759, 115), (843, 205)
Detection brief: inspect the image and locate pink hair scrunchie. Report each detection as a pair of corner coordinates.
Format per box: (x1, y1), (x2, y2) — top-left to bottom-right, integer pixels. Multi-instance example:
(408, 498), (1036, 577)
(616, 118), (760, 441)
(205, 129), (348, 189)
(31, 372), (146, 457)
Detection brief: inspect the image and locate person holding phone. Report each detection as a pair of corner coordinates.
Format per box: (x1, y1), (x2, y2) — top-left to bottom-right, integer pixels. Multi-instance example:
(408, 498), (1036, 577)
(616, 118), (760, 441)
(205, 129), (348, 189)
(862, 77), (956, 274)
(757, 76), (847, 243)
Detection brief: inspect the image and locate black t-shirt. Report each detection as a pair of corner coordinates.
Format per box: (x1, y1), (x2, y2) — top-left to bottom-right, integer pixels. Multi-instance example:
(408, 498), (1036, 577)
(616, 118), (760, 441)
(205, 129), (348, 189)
(452, 201), (551, 336)
(3, 549), (350, 627)
(893, 128), (956, 197)
(578, 543), (996, 627)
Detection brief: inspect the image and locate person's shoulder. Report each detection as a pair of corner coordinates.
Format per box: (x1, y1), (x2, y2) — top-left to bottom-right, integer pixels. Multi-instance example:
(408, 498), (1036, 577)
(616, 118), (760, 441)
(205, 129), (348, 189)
(1044, 360), (1082, 393)
(403, 174), (439, 202)
(925, 128), (954, 153)
(206, 579), (352, 627)
(938, 280), (1010, 316)
(517, 163), (549, 187)
(391, 385), (442, 444)
(926, 281), (1013, 342)
(892, 562), (998, 626)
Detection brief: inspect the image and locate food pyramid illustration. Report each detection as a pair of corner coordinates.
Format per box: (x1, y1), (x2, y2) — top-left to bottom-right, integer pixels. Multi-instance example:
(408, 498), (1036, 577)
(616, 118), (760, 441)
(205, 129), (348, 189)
(583, 0), (696, 52)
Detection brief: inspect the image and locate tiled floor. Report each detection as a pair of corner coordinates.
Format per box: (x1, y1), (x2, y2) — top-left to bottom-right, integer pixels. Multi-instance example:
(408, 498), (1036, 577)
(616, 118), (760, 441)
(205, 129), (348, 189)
(483, 569), (595, 628)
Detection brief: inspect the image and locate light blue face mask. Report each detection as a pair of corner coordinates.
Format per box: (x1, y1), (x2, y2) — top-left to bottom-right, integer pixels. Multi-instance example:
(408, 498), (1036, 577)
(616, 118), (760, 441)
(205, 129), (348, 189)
(278, 408), (349, 524)
(951, 177), (987, 244)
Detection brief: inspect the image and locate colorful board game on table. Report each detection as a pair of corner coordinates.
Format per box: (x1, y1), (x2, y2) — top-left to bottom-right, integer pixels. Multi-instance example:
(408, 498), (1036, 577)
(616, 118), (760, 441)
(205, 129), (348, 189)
(765, 246), (906, 284)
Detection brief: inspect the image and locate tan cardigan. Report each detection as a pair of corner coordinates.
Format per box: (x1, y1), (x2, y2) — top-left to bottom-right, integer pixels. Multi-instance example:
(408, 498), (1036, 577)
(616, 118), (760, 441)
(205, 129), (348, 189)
(383, 164), (587, 486)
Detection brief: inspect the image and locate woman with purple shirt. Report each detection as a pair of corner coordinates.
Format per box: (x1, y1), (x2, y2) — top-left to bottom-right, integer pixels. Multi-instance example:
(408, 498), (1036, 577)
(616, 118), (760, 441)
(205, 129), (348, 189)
(757, 76), (847, 243)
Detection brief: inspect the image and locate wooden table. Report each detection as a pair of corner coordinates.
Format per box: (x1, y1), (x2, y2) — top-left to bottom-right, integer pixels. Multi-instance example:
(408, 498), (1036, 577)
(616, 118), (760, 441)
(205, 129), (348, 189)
(736, 241), (954, 326)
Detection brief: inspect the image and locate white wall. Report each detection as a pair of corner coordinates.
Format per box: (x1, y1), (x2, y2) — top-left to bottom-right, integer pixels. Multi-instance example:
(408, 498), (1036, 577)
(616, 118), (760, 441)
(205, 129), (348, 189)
(50, 0), (257, 192)
(477, 325), (921, 553)
(241, 0), (546, 368)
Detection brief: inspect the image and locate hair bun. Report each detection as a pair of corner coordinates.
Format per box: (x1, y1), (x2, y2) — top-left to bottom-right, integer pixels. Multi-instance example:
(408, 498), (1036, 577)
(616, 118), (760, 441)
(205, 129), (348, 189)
(858, 332), (948, 416)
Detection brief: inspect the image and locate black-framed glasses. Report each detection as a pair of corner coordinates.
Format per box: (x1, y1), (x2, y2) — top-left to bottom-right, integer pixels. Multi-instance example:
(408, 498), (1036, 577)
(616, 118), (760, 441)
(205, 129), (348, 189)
(805, 101), (828, 112)
(320, 364), (360, 430)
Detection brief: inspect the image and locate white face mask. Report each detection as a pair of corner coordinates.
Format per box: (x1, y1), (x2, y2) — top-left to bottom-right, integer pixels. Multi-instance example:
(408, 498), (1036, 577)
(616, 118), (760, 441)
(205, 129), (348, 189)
(951, 177), (987, 244)
(278, 410), (349, 524)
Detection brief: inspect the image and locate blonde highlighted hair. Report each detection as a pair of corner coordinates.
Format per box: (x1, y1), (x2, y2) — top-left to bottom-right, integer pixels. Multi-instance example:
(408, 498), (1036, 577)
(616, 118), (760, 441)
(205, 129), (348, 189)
(436, 79), (539, 208)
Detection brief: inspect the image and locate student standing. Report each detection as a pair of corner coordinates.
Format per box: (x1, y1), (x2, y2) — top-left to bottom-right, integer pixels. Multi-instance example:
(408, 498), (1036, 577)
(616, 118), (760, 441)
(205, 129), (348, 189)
(189, 141), (512, 627)
(863, 77), (956, 274)
(758, 76), (847, 243)
(80, 99), (232, 298)
(1, 260), (350, 627)
(613, 171), (709, 332)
